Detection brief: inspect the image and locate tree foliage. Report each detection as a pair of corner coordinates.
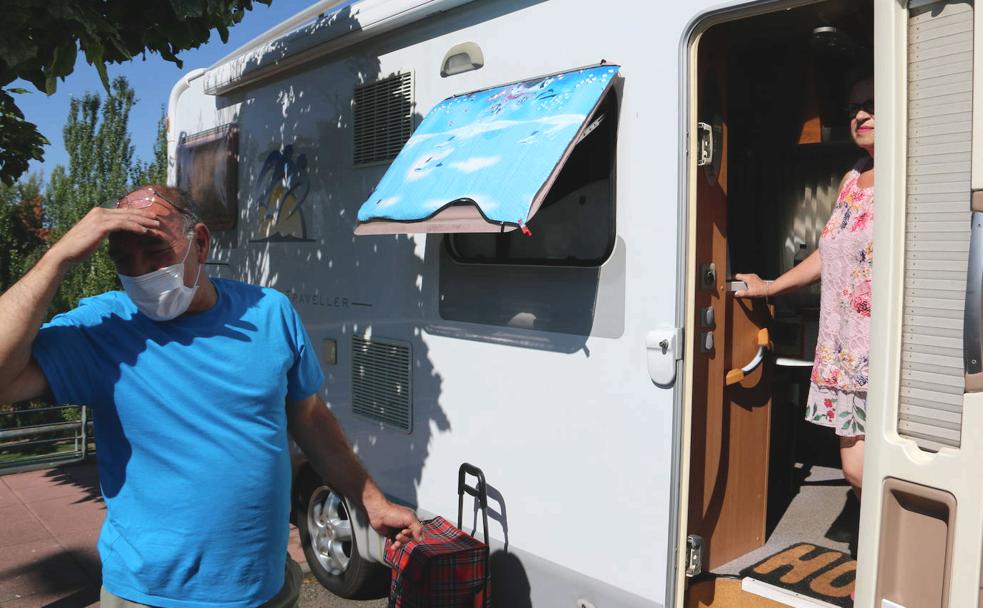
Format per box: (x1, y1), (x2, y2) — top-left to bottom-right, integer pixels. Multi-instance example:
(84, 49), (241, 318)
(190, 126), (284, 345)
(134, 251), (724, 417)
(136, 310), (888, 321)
(131, 108), (169, 186)
(0, 0), (269, 185)
(0, 174), (47, 293)
(0, 89), (48, 187)
(44, 76), (167, 314)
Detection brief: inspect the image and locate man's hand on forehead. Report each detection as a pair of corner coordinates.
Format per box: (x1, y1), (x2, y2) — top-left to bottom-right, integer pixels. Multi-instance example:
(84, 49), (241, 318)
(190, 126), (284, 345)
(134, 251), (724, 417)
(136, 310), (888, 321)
(45, 206), (162, 270)
(111, 208), (183, 242)
(109, 227), (172, 249)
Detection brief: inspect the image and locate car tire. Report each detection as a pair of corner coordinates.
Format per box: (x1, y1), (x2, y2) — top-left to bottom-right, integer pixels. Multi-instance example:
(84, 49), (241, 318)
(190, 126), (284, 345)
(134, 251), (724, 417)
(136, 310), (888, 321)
(296, 468), (390, 599)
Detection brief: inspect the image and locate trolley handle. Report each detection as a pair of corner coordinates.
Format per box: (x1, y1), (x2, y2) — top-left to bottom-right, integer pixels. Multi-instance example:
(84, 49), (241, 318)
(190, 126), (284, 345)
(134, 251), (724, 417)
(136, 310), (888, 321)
(457, 463), (490, 544)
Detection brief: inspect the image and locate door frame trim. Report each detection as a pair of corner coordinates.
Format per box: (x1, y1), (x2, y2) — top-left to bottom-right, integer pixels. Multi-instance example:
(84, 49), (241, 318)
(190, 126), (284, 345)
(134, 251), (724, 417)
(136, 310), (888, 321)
(669, 1), (868, 605)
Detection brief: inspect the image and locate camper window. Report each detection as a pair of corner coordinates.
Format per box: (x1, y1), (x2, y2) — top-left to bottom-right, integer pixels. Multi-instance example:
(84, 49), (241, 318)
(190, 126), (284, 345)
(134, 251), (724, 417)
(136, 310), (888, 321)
(446, 90), (618, 267)
(176, 124), (239, 231)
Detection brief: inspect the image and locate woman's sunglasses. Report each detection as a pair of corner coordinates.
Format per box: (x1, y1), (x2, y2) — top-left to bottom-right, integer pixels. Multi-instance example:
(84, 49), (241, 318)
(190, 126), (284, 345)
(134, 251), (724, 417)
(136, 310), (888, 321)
(845, 99), (875, 119)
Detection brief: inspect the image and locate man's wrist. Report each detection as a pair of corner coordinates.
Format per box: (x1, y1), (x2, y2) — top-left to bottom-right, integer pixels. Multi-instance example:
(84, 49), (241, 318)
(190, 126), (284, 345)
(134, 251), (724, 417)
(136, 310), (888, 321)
(360, 481), (388, 513)
(38, 248), (74, 277)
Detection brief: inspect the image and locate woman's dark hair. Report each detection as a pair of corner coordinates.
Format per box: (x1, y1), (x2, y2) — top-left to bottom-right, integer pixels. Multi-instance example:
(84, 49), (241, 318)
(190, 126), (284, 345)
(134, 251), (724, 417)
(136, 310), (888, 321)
(845, 56), (874, 90)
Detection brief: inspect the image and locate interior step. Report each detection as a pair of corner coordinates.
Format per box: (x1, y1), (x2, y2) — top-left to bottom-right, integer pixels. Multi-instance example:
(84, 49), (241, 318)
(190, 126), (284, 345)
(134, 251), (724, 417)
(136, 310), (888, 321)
(686, 577), (807, 608)
(742, 578), (843, 608)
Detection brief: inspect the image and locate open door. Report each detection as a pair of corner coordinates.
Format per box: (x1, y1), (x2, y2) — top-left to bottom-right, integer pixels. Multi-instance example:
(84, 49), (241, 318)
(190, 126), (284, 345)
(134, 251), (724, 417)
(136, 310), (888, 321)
(687, 31), (774, 575)
(680, 3), (885, 605)
(857, 1), (979, 606)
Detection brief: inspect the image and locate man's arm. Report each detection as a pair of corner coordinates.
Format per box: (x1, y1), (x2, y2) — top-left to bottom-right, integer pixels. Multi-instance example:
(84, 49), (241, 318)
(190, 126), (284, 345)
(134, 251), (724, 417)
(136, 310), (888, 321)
(287, 393), (424, 548)
(0, 207), (160, 404)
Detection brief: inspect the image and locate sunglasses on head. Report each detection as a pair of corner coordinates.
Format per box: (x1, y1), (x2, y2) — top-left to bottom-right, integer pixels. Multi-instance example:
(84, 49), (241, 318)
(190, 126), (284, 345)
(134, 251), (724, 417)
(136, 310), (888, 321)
(846, 99), (875, 118)
(112, 188), (193, 218)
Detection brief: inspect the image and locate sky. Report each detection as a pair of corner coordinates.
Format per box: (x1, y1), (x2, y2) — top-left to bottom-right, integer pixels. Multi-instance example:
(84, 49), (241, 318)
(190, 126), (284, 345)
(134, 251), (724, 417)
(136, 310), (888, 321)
(18, 1), (311, 180)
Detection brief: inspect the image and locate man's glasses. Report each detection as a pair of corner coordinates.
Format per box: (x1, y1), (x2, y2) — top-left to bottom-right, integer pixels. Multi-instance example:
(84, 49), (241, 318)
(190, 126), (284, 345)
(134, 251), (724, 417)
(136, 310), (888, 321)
(845, 99), (875, 119)
(112, 188), (193, 218)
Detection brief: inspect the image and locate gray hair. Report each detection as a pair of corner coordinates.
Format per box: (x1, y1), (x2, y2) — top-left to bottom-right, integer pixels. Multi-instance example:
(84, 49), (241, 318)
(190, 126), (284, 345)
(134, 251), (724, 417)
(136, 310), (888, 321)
(177, 190), (203, 236)
(142, 184), (202, 236)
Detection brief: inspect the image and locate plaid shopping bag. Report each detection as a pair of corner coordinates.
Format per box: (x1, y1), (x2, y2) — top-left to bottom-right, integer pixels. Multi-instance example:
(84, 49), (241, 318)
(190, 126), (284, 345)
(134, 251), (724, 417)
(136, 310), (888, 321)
(385, 516), (490, 608)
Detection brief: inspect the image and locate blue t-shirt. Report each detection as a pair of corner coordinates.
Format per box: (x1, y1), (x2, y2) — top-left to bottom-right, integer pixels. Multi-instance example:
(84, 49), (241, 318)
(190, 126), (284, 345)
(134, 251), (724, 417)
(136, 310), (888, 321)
(31, 278), (324, 607)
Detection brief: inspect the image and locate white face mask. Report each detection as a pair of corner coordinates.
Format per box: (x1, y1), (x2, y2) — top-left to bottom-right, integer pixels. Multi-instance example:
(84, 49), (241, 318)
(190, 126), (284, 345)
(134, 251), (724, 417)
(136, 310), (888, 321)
(118, 236), (202, 322)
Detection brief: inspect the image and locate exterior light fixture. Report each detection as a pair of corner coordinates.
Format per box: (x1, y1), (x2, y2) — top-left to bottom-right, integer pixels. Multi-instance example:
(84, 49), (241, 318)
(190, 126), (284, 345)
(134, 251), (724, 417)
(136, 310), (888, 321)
(441, 42), (483, 77)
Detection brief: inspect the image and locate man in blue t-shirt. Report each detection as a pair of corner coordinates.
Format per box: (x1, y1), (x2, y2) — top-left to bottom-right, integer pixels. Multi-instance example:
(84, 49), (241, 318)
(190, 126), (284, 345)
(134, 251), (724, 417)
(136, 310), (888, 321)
(0, 186), (422, 607)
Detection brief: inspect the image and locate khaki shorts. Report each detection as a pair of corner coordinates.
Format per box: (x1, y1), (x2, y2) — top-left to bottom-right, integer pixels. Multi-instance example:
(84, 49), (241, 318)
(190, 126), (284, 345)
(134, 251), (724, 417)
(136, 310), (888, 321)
(100, 556), (303, 608)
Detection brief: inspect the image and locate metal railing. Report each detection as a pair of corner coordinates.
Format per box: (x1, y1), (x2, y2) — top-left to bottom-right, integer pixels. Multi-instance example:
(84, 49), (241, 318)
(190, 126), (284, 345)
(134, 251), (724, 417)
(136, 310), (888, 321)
(0, 405), (94, 475)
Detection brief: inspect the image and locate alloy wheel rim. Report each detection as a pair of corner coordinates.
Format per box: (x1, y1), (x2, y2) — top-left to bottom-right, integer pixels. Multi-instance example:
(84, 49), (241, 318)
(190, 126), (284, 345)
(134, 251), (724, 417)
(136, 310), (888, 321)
(307, 486), (354, 575)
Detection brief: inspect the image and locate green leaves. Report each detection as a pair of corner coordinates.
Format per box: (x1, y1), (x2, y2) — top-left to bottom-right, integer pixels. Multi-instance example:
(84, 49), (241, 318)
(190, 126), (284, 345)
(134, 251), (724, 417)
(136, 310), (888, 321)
(130, 106), (168, 187)
(0, 0), (272, 184)
(170, 0), (206, 19)
(0, 175), (47, 297)
(45, 43), (78, 95)
(0, 89), (48, 186)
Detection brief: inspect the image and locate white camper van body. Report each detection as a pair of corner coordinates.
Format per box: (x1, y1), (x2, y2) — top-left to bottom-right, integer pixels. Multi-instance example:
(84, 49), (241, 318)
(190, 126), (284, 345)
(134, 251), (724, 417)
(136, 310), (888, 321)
(167, 0), (983, 606)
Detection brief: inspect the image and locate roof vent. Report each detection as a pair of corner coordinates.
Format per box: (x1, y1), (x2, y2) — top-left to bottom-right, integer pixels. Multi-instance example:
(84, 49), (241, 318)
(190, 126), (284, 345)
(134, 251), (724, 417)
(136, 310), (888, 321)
(353, 72), (414, 166)
(351, 335), (412, 431)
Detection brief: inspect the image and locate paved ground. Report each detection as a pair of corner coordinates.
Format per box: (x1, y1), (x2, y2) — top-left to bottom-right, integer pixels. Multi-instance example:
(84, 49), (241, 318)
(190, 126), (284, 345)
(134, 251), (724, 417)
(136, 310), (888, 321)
(297, 578), (387, 608)
(0, 461), (383, 607)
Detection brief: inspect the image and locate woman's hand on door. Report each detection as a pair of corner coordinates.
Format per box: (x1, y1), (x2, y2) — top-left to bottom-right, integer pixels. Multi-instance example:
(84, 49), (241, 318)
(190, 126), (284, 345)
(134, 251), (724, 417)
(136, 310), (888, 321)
(734, 273), (770, 298)
(735, 252), (821, 299)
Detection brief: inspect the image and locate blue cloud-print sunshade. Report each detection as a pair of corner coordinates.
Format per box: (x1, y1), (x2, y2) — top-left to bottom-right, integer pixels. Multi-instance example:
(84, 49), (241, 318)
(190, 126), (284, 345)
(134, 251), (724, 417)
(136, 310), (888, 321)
(354, 64), (620, 235)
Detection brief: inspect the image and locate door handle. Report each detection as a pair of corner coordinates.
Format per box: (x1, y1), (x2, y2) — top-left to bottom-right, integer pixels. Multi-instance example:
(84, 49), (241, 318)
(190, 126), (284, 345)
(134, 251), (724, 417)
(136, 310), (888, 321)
(725, 328), (770, 386)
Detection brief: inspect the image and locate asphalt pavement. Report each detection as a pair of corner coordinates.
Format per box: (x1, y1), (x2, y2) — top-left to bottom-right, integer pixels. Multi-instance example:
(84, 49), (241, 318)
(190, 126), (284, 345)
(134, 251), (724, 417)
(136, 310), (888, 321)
(298, 575), (388, 608)
(0, 461), (390, 607)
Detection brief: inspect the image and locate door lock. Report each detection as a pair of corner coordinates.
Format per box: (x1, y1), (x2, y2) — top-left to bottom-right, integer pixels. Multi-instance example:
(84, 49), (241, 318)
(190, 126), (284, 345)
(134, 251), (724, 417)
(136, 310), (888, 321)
(646, 328), (683, 386)
(686, 534), (705, 577)
(700, 263), (716, 291)
(697, 122), (714, 168)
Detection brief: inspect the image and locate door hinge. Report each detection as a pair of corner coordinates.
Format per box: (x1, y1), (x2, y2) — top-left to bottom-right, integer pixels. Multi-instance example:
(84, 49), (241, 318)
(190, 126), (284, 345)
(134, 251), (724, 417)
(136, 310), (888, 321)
(686, 534), (704, 577)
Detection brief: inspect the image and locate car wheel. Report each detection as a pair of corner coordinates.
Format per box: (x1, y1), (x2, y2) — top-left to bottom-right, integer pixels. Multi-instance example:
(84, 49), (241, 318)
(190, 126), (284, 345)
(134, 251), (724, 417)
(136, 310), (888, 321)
(296, 469), (389, 599)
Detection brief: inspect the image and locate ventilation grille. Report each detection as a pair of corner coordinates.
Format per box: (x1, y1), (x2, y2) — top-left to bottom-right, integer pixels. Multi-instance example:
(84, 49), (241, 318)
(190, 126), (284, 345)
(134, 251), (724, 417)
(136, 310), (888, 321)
(351, 336), (412, 431)
(899, 0), (973, 451)
(353, 72), (414, 166)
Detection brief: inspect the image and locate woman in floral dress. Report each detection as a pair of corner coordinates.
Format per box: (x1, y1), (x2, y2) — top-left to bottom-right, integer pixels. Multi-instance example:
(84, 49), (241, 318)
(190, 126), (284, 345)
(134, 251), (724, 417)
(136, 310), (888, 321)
(736, 74), (874, 496)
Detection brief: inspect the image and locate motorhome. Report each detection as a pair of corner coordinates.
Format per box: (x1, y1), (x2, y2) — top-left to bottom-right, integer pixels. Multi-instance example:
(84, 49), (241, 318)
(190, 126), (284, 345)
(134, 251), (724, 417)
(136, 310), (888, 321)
(168, 0), (980, 606)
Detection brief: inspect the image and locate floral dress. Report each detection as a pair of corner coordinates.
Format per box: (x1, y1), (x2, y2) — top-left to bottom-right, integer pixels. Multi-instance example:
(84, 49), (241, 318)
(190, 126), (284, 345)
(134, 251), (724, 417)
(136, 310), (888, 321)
(805, 161), (873, 437)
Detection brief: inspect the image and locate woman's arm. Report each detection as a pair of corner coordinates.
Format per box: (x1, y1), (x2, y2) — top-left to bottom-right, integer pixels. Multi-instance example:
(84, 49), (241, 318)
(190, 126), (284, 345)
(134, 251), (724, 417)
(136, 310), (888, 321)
(735, 249), (821, 298)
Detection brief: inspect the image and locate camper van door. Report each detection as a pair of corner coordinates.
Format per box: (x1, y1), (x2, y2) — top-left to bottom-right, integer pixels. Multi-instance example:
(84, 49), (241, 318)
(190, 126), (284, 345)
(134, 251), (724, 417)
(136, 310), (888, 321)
(857, 1), (983, 607)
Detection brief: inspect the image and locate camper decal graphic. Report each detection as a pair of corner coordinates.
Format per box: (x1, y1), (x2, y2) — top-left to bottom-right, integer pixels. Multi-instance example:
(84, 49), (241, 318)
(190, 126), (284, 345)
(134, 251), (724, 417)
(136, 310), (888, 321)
(356, 64), (619, 230)
(251, 145), (314, 242)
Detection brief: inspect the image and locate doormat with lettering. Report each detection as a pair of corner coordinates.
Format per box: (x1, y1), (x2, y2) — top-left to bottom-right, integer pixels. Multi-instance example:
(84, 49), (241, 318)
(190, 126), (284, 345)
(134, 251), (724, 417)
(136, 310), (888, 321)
(740, 543), (854, 607)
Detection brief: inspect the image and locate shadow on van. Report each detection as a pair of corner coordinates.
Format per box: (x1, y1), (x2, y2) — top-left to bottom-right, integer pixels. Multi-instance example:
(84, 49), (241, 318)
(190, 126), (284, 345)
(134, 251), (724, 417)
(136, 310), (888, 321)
(218, 3), (451, 497)
(196, 2), (589, 598)
(490, 550), (533, 608)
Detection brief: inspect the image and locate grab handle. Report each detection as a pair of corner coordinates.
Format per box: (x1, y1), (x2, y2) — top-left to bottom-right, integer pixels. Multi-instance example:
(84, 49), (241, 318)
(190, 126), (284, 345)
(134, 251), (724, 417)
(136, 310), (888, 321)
(725, 328), (770, 386)
(965, 211), (983, 390)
